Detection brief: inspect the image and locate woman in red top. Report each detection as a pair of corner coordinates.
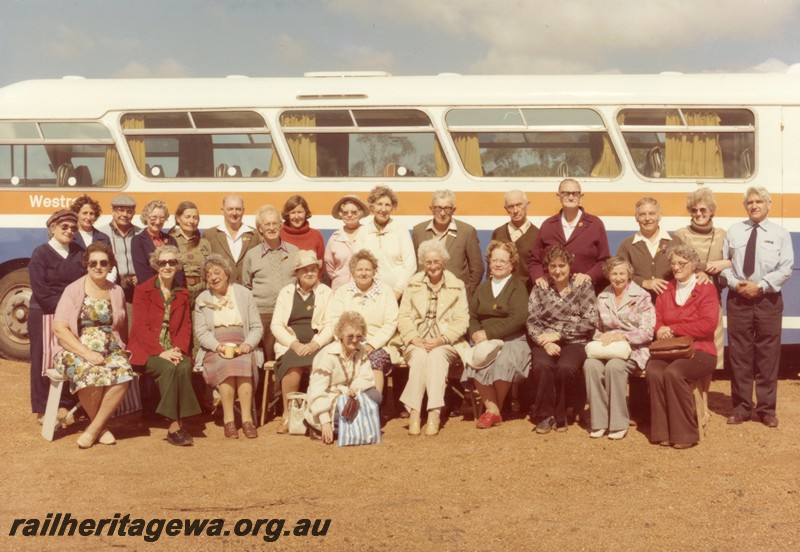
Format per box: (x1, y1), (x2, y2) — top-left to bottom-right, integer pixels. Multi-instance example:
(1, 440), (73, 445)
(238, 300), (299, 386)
(645, 244), (718, 449)
(129, 245), (201, 446)
(280, 195), (325, 278)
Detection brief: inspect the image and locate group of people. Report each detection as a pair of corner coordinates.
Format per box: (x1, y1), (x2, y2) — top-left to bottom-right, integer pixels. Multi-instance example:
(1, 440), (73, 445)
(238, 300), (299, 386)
(28, 179), (793, 450)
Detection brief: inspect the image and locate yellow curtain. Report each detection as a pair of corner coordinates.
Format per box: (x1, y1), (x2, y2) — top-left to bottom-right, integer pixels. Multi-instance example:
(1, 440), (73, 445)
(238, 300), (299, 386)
(121, 115), (146, 174)
(433, 137), (448, 176)
(453, 133), (483, 176)
(590, 134), (620, 177)
(665, 112), (723, 178)
(103, 146), (126, 187)
(267, 140), (283, 177)
(282, 114), (317, 176)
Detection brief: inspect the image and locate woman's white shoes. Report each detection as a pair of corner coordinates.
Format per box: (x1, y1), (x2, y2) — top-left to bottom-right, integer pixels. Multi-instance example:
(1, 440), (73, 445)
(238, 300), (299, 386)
(608, 429), (628, 440)
(408, 411), (421, 435)
(98, 430), (116, 445)
(589, 428), (606, 438)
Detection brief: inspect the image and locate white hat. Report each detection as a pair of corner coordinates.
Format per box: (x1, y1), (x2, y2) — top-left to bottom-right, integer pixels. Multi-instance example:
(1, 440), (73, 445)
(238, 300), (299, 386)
(468, 339), (504, 370)
(294, 250), (322, 271)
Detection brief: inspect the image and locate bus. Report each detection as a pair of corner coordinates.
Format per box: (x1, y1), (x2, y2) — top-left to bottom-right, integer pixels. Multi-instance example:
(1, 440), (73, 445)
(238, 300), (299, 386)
(1, 71), (798, 360)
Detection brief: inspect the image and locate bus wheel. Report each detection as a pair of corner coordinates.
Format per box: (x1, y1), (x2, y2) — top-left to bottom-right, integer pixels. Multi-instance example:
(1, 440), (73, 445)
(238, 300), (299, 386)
(0, 268), (31, 361)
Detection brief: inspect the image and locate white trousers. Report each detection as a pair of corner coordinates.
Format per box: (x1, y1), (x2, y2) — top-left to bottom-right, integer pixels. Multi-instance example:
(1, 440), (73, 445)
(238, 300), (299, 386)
(399, 344), (458, 412)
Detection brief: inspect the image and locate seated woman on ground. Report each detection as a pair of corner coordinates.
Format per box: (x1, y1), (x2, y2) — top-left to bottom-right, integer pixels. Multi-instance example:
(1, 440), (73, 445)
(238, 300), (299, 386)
(194, 254), (264, 439)
(52, 242), (134, 448)
(305, 311), (382, 445)
(271, 250), (333, 434)
(583, 256), (654, 440)
(527, 244), (597, 434)
(398, 239), (470, 436)
(463, 240), (531, 430)
(128, 245), (201, 447)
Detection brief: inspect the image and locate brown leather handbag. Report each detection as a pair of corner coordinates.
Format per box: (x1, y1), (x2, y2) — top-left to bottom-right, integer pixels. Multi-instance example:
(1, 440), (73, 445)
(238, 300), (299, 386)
(341, 395), (360, 423)
(649, 336), (695, 360)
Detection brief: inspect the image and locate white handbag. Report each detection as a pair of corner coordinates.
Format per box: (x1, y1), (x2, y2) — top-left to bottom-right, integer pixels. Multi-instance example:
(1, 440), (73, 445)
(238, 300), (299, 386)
(286, 392), (308, 435)
(585, 340), (632, 360)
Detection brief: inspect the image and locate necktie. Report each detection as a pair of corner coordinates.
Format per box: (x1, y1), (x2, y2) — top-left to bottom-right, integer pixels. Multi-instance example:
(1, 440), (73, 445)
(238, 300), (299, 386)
(743, 224), (758, 278)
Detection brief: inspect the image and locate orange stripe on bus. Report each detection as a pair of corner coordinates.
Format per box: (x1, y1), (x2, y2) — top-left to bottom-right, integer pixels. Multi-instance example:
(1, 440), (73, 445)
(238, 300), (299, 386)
(3, 190), (789, 218)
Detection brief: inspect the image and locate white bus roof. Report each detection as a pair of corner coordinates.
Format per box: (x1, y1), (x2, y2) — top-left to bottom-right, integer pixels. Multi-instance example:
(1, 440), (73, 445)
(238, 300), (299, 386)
(1, 73), (800, 119)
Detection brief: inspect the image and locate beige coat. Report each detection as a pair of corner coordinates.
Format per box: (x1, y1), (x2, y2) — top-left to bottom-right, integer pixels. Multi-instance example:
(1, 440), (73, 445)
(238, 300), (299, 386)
(271, 282), (334, 359)
(397, 270), (471, 363)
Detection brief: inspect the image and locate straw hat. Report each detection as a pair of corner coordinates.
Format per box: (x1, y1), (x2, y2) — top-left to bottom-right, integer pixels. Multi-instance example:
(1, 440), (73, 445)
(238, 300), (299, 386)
(468, 339), (504, 370)
(294, 250), (323, 271)
(331, 195), (368, 220)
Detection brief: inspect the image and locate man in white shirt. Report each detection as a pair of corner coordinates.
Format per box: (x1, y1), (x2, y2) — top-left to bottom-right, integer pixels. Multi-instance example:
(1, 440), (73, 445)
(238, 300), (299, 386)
(411, 189), (484, 297)
(491, 190), (539, 290)
(203, 195), (260, 283)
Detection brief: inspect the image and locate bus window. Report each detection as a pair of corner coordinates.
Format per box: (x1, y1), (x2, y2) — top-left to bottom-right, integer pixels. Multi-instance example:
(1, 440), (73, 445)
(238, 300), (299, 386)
(120, 111), (282, 179)
(0, 121), (126, 188)
(617, 108), (755, 179)
(445, 108), (620, 178)
(279, 109), (448, 178)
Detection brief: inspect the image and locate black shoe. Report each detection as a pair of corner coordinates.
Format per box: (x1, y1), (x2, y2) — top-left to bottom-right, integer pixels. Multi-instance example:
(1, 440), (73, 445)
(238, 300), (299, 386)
(726, 413), (749, 425)
(167, 428), (194, 446)
(760, 413), (779, 428)
(535, 416), (555, 434)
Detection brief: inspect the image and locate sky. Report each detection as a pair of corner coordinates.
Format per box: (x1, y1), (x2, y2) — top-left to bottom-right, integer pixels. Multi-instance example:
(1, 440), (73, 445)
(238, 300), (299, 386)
(1, 0), (800, 87)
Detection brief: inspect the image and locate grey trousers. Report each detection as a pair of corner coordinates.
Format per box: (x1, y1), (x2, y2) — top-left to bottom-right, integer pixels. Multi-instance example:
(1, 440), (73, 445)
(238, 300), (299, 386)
(584, 358), (639, 431)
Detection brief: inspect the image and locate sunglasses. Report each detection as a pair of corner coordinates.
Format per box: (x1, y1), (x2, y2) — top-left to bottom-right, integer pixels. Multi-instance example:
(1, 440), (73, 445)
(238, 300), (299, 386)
(58, 224), (78, 232)
(88, 259), (110, 268)
(157, 259), (179, 267)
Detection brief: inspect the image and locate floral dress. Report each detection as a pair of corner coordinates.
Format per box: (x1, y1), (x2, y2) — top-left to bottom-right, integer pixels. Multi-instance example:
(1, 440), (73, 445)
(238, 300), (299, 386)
(53, 296), (134, 394)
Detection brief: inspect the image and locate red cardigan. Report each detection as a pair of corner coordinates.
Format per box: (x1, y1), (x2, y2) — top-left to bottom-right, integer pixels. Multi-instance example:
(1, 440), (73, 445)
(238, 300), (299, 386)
(528, 209), (610, 284)
(654, 279), (719, 358)
(128, 276), (191, 365)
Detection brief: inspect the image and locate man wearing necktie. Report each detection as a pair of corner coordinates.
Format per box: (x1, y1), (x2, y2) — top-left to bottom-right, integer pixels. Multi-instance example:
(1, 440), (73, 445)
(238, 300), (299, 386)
(721, 187), (794, 428)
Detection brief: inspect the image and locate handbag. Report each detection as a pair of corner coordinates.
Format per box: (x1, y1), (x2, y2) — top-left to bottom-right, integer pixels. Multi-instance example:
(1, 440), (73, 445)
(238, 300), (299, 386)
(649, 336), (695, 360)
(286, 392), (308, 435)
(340, 395), (360, 423)
(585, 340), (631, 360)
(336, 391), (381, 447)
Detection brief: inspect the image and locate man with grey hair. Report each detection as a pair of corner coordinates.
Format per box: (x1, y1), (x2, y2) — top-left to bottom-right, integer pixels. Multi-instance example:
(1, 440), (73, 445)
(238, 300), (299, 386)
(99, 194), (141, 303)
(412, 189), (484, 297)
(616, 197), (684, 298)
(203, 195), (260, 283)
(721, 186), (793, 428)
(492, 190), (539, 290)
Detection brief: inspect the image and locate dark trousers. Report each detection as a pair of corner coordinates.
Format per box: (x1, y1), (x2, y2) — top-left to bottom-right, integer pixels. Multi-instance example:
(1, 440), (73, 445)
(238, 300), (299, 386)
(145, 354), (202, 421)
(726, 292), (783, 417)
(28, 307), (47, 413)
(529, 343), (586, 424)
(646, 351), (715, 445)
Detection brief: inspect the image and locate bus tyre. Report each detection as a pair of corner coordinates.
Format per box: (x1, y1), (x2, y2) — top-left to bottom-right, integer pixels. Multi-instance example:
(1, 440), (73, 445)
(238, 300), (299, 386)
(0, 268), (32, 361)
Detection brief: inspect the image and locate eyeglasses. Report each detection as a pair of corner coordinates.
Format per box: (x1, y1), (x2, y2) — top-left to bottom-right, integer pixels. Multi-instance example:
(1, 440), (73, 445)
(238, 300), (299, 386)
(490, 258), (511, 266)
(431, 206), (454, 215)
(340, 210), (361, 218)
(342, 333), (364, 342)
(88, 259), (110, 268)
(670, 260), (690, 269)
(112, 207), (135, 215)
(148, 216), (167, 222)
(690, 208), (710, 215)
(58, 224), (78, 232)
(157, 259), (179, 268)
(259, 222), (281, 229)
(559, 191), (582, 198)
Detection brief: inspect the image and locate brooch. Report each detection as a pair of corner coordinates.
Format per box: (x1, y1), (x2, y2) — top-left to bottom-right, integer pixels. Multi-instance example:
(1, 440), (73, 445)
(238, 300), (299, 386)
(306, 305), (313, 311)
